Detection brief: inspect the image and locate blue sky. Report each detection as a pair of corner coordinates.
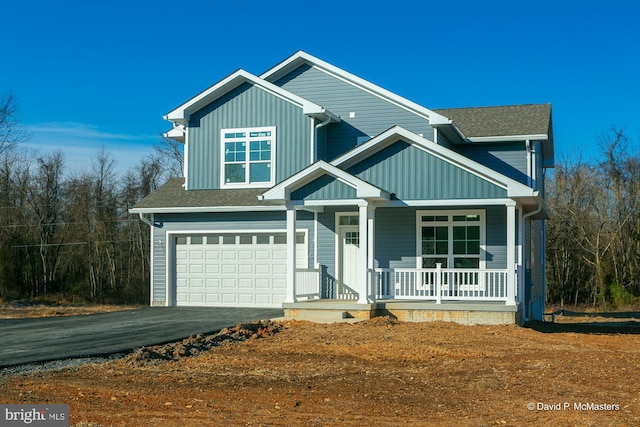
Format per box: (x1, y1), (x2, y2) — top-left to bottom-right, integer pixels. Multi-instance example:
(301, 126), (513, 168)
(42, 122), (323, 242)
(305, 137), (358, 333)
(1, 0), (639, 174)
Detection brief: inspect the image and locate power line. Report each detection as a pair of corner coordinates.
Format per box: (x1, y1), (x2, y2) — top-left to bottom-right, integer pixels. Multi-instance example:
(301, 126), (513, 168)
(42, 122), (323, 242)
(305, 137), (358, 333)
(11, 239), (139, 248)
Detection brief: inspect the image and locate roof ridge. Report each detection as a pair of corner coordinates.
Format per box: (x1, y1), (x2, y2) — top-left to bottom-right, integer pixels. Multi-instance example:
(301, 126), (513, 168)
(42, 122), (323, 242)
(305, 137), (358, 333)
(434, 103), (551, 111)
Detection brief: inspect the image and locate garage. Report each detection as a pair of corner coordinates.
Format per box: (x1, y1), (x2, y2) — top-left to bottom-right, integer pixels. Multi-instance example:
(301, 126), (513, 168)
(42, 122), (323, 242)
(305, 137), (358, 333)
(174, 232), (307, 307)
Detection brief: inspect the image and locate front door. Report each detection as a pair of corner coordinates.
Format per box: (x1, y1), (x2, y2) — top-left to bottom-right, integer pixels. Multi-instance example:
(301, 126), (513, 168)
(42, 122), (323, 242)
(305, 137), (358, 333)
(338, 225), (360, 298)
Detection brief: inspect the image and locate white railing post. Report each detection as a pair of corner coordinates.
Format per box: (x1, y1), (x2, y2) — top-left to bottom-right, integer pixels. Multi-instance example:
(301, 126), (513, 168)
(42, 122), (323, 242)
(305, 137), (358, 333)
(435, 263), (442, 304)
(285, 204), (296, 303)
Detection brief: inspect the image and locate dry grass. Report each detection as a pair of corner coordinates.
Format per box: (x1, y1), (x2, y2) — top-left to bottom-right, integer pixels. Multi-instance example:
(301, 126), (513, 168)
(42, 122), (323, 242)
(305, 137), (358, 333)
(0, 303), (138, 319)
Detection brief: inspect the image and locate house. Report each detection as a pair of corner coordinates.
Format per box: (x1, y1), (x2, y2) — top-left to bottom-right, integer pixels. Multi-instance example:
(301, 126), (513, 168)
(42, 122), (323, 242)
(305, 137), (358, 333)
(130, 51), (553, 325)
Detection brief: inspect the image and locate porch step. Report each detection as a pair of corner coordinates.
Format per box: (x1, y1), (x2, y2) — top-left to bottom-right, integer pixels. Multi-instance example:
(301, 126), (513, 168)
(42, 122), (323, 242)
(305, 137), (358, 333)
(285, 309), (355, 323)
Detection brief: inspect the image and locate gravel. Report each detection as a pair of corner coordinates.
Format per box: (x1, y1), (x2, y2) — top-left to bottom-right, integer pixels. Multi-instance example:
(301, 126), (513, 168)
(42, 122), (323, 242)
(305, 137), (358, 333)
(0, 354), (126, 380)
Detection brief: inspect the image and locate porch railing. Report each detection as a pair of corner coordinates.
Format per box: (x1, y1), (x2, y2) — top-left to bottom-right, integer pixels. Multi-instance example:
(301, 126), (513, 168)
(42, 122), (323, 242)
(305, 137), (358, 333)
(294, 268), (321, 300)
(295, 266), (510, 303)
(374, 266), (509, 302)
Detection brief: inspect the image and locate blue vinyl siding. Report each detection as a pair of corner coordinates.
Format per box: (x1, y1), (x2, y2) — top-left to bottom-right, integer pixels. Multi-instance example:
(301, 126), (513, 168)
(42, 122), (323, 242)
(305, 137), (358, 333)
(187, 82), (311, 189)
(374, 208), (417, 269)
(291, 174), (357, 200)
(436, 129), (454, 149)
(151, 211), (314, 303)
(315, 206), (507, 291)
(347, 141), (508, 200)
(273, 64), (434, 160)
(456, 142), (528, 185)
(375, 206), (507, 270)
(485, 205), (507, 269)
(316, 207), (340, 284)
(316, 124), (328, 161)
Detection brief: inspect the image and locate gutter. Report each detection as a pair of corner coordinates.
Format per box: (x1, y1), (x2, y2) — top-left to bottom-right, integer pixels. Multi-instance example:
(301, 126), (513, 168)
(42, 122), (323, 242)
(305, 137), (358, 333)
(138, 213), (155, 227)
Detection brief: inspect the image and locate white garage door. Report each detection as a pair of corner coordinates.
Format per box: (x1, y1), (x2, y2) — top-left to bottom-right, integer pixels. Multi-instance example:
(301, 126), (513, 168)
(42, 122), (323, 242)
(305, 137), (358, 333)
(174, 232), (307, 307)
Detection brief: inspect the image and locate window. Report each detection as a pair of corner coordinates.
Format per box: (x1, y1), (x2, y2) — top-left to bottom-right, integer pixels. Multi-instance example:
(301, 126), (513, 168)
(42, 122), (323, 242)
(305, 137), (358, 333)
(339, 215), (359, 226)
(221, 126), (275, 187)
(344, 231), (360, 246)
(418, 211), (483, 269)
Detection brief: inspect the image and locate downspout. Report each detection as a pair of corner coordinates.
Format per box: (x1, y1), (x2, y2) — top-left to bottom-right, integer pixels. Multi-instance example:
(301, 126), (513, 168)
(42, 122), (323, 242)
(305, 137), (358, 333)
(520, 200), (544, 323)
(138, 213), (155, 227)
(525, 140), (532, 188)
(313, 116), (332, 162)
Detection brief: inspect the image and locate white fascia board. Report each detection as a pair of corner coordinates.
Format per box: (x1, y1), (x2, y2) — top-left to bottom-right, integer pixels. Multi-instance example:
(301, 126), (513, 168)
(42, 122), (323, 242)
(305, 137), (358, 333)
(331, 126), (418, 168)
(163, 126), (185, 142)
(128, 206), (284, 214)
(379, 198), (517, 208)
(164, 69), (329, 124)
(469, 134), (549, 143)
(291, 199), (366, 207)
(260, 51), (450, 124)
(261, 160), (389, 201)
(332, 126), (536, 199)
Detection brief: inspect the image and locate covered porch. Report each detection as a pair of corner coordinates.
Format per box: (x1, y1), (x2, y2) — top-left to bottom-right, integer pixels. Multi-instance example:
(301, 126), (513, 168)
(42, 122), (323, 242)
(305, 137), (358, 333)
(259, 152), (540, 324)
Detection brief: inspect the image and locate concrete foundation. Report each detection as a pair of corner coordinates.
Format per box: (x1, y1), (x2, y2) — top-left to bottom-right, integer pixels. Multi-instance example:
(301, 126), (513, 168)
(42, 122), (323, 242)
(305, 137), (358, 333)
(283, 300), (520, 325)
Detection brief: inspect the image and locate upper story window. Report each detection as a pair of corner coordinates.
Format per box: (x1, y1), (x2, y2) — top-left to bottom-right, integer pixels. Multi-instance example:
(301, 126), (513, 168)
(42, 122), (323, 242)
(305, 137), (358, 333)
(221, 126), (276, 187)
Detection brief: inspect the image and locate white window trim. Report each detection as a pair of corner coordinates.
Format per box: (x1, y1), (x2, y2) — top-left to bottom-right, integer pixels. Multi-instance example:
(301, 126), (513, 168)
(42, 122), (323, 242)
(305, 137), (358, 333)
(220, 126), (276, 188)
(415, 209), (486, 269)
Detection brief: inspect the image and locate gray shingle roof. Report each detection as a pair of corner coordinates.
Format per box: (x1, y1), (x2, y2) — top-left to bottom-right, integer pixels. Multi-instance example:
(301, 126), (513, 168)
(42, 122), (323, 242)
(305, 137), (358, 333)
(433, 104), (552, 138)
(132, 178), (276, 210)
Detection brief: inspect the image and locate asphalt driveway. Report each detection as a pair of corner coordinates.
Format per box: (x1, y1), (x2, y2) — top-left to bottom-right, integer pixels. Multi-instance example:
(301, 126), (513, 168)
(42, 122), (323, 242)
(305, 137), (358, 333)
(0, 307), (283, 368)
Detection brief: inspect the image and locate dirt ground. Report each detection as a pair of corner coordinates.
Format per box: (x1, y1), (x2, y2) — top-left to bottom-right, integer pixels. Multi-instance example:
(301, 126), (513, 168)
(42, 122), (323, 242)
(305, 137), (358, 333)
(1, 308), (639, 427)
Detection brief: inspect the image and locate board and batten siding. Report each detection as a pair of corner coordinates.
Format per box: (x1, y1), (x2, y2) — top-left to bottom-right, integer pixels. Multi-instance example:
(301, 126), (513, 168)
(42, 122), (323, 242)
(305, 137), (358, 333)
(347, 141), (508, 200)
(456, 142), (528, 185)
(291, 174), (357, 200)
(150, 211), (314, 304)
(187, 82), (312, 189)
(273, 64), (434, 161)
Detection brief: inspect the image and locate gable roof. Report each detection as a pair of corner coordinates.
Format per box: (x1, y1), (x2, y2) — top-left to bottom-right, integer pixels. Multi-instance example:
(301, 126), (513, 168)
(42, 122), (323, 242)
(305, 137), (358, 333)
(260, 160), (390, 203)
(260, 50), (452, 126)
(164, 68), (340, 125)
(260, 51), (554, 163)
(331, 126), (539, 202)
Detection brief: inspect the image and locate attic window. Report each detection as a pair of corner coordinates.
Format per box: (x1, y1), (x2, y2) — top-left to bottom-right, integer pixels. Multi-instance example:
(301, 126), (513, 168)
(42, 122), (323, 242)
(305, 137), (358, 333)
(221, 126), (276, 187)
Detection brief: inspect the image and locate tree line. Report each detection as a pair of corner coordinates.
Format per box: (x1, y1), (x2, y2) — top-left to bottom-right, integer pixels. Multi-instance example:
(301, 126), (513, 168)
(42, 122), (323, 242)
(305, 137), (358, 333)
(0, 94), (182, 304)
(2, 94), (639, 307)
(546, 128), (640, 308)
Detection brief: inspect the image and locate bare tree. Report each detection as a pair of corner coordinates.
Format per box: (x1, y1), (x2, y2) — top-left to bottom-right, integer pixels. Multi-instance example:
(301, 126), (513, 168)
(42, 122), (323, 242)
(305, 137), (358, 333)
(26, 152), (66, 295)
(546, 128), (640, 307)
(0, 93), (28, 157)
(152, 135), (184, 178)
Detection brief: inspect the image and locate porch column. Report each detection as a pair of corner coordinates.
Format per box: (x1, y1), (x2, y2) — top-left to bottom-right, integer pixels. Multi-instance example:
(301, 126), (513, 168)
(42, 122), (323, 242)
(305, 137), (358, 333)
(367, 204), (376, 302)
(517, 206), (525, 307)
(506, 203), (517, 305)
(358, 202), (370, 304)
(285, 203), (297, 303)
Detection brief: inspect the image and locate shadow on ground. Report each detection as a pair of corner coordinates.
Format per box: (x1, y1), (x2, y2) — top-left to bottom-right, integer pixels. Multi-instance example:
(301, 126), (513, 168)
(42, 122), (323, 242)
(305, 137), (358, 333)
(526, 310), (640, 335)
